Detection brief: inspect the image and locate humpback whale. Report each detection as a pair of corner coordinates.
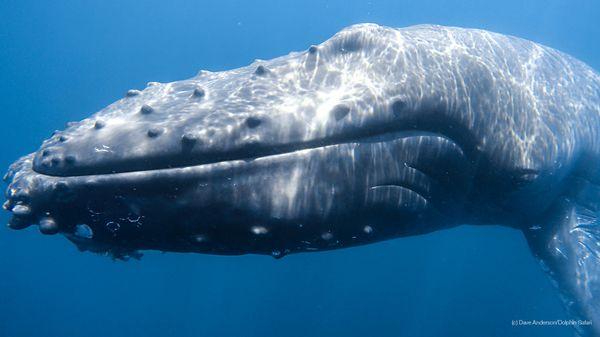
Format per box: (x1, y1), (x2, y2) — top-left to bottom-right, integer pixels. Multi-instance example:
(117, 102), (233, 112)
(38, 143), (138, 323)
(3, 24), (600, 335)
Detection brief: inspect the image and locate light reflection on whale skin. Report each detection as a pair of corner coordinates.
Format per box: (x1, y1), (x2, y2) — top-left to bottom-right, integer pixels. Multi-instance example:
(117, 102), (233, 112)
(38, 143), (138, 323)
(4, 23), (600, 336)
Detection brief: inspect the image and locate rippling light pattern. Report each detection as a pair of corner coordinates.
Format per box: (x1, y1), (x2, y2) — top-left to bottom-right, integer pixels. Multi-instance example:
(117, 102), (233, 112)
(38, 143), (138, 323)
(4, 24), (600, 335)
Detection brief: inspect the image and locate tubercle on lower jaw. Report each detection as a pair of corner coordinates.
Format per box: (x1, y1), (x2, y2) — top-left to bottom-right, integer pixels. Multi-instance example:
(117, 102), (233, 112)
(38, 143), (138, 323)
(3, 153), (69, 235)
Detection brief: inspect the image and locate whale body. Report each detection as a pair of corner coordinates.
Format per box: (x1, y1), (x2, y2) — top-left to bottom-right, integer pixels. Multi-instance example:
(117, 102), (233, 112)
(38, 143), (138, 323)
(4, 24), (600, 335)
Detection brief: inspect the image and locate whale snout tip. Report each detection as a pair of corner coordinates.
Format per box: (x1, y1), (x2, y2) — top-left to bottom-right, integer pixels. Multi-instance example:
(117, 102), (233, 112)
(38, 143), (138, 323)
(3, 154), (65, 235)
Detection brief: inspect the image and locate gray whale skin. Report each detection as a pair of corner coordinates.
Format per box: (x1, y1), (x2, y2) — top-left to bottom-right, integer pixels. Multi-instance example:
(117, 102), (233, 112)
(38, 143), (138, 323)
(4, 24), (600, 335)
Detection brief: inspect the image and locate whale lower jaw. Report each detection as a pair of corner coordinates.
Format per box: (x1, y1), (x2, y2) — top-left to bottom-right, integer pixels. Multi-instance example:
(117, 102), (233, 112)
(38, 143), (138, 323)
(3, 129), (468, 259)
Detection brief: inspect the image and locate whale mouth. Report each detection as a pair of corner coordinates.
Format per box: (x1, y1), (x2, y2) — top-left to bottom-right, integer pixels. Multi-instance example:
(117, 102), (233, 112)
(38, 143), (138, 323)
(30, 128), (466, 178)
(4, 129), (468, 233)
(29, 114), (475, 178)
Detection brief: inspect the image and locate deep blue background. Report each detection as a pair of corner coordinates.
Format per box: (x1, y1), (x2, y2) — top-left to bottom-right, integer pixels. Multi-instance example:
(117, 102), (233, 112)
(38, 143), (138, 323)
(1, 1), (599, 336)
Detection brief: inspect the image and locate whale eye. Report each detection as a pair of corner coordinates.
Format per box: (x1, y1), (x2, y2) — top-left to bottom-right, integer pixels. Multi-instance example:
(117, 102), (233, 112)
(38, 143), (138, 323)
(513, 168), (539, 187)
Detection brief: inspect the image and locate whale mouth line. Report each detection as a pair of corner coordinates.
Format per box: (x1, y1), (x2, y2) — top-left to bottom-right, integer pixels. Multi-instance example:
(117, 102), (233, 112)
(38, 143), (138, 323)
(3, 128), (459, 235)
(32, 129), (466, 178)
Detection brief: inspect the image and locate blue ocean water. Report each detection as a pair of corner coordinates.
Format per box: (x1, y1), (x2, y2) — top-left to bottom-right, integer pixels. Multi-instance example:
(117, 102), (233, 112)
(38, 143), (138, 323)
(1, 1), (599, 336)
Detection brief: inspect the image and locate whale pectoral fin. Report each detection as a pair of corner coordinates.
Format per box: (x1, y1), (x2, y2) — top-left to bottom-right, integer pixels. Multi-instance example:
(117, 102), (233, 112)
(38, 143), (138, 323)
(523, 198), (600, 336)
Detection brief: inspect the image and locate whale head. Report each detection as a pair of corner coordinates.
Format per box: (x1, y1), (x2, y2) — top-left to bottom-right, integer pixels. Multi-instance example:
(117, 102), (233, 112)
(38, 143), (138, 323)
(7, 23), (600, 337)
(3, 25), (482, 258)
(3, 24), (563, 258)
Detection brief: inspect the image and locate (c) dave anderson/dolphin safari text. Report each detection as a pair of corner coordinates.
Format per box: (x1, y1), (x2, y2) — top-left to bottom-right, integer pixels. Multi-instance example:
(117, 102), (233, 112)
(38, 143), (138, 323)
(511, 319), (592, 327)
